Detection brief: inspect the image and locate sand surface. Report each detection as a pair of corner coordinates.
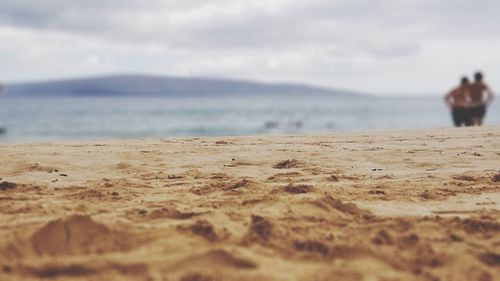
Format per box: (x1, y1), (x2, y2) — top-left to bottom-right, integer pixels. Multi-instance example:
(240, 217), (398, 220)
(0, 127), (499, 281)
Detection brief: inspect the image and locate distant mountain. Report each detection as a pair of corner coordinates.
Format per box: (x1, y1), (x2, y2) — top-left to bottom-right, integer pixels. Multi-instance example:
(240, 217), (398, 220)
(3, 74), (367, 98)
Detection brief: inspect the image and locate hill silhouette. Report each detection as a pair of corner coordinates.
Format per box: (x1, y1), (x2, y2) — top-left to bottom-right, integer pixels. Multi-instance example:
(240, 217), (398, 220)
(3, 75), (367, 97)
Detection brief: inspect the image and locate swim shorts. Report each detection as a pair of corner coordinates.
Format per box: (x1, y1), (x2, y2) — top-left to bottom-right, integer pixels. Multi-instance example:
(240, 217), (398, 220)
(469, 105), (486, 119)
(451, 107), (472, 127)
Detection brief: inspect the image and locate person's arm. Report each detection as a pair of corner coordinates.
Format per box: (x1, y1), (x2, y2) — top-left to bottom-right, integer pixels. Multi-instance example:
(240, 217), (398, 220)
(444, 90), (454, 107)
(484, 84), (494, 104)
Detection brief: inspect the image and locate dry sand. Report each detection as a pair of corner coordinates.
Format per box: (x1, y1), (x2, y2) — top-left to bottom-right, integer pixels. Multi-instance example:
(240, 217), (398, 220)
(0, 127), (499, 281)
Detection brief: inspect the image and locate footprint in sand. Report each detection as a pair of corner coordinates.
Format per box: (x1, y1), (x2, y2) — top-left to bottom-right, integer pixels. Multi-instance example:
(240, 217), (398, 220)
(177, 220), (220, 242)
(11, 163), (59, 176)
(459, 218), (500, 234)
(293, 240), (331, 257)
(190, 179), (254, 195)
(128, 207), (205, 221)
(273, 159), (301, 169)
(0, 181), (17, 191)
(451, 175), (476, 182)
(492, 173), (500, 183)
(267, 172), (302, 182)
(282, 183), (314, 194)
(477, 252), (500, 267)
(370, 229), (394, 246)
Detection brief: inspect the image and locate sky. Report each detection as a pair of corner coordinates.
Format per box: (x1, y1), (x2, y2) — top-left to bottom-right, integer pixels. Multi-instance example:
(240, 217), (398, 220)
(0, 0), (499, 95)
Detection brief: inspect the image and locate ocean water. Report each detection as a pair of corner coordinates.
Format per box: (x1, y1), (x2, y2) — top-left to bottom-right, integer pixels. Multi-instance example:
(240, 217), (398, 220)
(0, 95), (499, 142)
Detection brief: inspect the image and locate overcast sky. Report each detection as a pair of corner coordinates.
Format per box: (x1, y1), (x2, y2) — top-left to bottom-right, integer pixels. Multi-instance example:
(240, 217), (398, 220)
(0, 0), (499, 95)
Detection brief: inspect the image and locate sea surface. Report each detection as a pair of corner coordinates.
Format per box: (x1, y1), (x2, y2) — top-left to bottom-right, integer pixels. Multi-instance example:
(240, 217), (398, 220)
(0, 95), (499, 142)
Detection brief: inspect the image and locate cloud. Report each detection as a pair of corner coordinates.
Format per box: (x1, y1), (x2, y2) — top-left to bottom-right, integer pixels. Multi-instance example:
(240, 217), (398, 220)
(0, 0), (499, 94)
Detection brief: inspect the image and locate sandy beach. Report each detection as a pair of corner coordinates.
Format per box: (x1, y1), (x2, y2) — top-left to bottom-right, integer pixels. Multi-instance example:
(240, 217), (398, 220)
(0, 127), (499, 281)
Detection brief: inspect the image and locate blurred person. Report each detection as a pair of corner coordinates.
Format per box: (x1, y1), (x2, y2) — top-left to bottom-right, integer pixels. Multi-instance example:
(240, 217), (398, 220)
(468, 71), (495, 126)
(444, 76), (472, 127)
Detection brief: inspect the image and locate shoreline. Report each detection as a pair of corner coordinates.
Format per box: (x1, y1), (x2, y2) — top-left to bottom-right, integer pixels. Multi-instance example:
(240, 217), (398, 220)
(1, 125), (498, 145)
(1, 127), (499, 280)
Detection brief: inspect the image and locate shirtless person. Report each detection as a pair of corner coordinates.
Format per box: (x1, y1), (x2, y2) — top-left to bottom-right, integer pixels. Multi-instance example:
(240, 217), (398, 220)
(468, 72), (494, 126)
(444, 77), (472, 127)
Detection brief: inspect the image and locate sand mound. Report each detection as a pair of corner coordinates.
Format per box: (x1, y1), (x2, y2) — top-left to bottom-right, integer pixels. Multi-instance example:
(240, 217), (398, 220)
(31, 215), (137, 256)
(282, 183), (314, 194)
(492, 173), (500, 183)
(172, 249), (257, 270)
(0, 181), (17, 191)
(293, 240), (331, 257)
(65, 189), (123, 201)
(22, 163), (59, 173)
(310, 196), (373, 218)
(478, 252), (500, 267)
(191, 179), (255, 195)
(126, 207), (203, 222)
(72, 189), (106, 199)
(452, 175), (477, 182)
(244, 215), (273, 243)
(459, 218), (500, 234)
(22, 264), (96, 278)
(179, 220), (219, 242)
(168, 250), (258, 281)
(273, 159), (301, 169)
(149, 208), (200, 220)
(267, 172), (302, 182)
